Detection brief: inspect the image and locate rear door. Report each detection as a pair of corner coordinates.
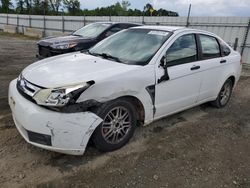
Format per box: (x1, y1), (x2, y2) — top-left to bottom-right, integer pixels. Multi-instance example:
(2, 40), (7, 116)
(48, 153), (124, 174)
(196, 34), (229, 102)
(154, 33), (204, 119)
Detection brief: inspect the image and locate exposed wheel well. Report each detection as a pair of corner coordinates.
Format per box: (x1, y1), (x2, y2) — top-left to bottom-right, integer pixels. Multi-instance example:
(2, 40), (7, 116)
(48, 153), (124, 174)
(227, 76), (235, 87)
(117, 96), (145, 125)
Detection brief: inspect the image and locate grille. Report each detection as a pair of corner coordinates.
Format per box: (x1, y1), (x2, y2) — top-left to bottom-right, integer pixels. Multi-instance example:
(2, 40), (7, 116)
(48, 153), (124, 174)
(16, 76), (42, 104)
(27, 130), (52, 146)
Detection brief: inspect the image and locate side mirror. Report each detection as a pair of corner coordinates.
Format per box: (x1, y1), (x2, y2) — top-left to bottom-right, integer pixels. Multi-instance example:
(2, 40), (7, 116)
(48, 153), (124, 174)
(160, 55), (167, 68)
(158, 55), (169, 83)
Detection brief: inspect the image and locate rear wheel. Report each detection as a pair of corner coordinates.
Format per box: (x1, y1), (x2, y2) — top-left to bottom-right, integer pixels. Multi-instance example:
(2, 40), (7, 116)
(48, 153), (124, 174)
(211, 79), (233, 108)
(92, 99), (137, 152)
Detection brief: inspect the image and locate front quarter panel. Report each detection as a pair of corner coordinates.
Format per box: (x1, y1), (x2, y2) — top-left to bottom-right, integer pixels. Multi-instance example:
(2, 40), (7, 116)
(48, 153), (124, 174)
(77, 64), (156, 124)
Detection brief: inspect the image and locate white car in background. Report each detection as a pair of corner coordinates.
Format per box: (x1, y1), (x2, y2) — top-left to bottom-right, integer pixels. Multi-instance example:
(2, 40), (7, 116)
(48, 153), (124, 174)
(8, 26), (242, 155)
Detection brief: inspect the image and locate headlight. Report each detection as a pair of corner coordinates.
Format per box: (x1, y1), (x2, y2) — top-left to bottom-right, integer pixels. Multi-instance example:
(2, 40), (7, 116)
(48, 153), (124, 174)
(33, 83), (90, 107)
(51, 43), (77, 49)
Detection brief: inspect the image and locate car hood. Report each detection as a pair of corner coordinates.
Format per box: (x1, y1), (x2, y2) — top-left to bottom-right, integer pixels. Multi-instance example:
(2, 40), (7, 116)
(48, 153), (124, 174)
(22, 53), (140, 88)
(38, 35), (92, 46)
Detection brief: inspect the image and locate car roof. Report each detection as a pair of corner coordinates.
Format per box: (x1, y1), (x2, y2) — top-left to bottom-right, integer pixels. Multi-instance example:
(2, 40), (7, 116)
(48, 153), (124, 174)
(93, 24), (217, 37)
(94, 22), (141, 26)
(133, 25), (217, 36)
(134, 25), (184, 32)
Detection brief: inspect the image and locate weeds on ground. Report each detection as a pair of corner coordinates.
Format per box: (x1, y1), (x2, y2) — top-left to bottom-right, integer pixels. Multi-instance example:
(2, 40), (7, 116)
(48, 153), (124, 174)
(0, 31), (39, 40)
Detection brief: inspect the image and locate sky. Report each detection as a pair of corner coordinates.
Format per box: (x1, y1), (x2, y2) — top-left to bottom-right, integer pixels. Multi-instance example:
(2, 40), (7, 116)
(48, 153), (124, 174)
(80, 0), (250, 16)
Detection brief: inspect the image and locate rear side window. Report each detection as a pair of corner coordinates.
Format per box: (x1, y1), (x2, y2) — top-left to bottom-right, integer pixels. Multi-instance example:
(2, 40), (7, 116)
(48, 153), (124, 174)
(104, 26), (123, 37)
(200, 35), (221, 59)
(125, 24), (139, 29)
(166, 34), (197, 66)
(110, 26), (123, 32)
(221, 42), (231, 56)
(120, 24), (133, 29)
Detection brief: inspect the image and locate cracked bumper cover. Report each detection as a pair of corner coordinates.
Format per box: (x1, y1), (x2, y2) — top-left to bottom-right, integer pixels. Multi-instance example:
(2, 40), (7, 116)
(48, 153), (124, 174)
(8, 80), (103, 155)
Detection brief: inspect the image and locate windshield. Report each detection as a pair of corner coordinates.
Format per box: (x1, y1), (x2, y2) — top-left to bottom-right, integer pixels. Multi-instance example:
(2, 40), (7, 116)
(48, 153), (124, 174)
(72, 23), (111, 38)
(89, 29), (170, 65)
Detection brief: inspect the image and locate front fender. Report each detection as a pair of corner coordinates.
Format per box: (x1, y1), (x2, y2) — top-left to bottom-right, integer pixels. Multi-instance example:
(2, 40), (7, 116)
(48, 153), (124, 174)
(77, 65), (156, 123)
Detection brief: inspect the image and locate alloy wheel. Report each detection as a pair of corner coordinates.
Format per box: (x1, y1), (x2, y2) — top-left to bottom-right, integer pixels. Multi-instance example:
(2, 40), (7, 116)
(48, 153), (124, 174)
(101, 106), (131, 144)
(219, 82), (232, 106)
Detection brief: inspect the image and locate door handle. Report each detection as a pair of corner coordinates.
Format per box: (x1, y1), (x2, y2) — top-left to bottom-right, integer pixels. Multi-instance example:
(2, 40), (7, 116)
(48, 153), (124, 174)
(220, 59), (227, 64)
(190, 65), (200, 70)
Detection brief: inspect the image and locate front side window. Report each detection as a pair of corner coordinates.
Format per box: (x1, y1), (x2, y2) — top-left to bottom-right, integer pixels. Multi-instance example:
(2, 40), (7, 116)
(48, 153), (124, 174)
(200, 35), (221, 59)
(166, 34), (197, 66)
(89, 29), (170, 65)
(72, 23), (112, 38)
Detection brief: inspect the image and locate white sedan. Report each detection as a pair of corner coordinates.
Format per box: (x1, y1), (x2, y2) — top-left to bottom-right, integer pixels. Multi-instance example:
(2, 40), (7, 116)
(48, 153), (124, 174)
(8, 26), (242, 155)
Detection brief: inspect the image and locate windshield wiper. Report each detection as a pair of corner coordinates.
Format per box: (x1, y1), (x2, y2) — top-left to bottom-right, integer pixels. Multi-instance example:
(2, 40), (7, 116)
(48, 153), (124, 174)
(97, 53), (123, 63)
(81, 51), (123, 63)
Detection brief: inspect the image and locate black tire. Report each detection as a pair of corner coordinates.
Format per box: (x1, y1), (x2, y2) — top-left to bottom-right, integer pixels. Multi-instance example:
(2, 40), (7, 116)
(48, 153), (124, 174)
(211, 79), (233, 108)
(92, 99), (137, 152)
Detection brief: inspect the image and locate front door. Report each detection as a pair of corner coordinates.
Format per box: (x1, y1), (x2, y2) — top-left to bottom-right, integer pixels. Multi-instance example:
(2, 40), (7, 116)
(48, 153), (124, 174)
(154, 34), (203, 119)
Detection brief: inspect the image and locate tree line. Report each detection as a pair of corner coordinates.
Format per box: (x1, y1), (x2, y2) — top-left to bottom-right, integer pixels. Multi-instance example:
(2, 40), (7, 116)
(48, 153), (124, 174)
(0, 0), (179, 16)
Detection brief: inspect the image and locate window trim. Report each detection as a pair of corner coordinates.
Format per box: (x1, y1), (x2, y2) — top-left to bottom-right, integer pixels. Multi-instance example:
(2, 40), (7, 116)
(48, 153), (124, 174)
(198, 34), (222, 60)
(165, 33), (199, 67)
(195, 33), (202, 61)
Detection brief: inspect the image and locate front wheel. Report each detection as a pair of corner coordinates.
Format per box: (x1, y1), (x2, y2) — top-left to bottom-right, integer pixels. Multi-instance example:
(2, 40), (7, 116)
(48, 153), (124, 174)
(92, 99), (137, 152)
(211, 79), (233, 108)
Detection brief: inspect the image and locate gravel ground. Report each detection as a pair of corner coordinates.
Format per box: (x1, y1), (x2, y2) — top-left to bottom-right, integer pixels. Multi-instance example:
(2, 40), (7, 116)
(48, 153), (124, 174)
(0, 33), (250, 188)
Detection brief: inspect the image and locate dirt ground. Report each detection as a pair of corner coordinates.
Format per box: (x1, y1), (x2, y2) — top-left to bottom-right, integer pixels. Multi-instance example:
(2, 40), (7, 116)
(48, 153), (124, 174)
(0, 33), (250, 188)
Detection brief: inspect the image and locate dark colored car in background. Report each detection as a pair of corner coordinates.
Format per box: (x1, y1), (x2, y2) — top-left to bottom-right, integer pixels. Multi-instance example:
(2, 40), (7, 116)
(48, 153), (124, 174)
(37, 22), (141, 59)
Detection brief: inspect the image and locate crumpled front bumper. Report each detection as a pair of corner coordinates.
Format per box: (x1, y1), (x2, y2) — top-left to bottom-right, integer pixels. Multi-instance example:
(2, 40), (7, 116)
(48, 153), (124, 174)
(8, 79), (103, 155)
(37, 44), (73, 59)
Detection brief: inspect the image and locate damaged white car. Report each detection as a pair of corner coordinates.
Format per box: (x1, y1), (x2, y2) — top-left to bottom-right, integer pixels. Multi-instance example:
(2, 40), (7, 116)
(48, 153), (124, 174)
(9, 26), (242, 155)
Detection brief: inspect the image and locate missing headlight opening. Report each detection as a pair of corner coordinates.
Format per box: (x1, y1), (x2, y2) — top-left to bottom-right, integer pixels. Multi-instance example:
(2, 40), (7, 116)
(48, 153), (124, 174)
(33, 81), (95, 107)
